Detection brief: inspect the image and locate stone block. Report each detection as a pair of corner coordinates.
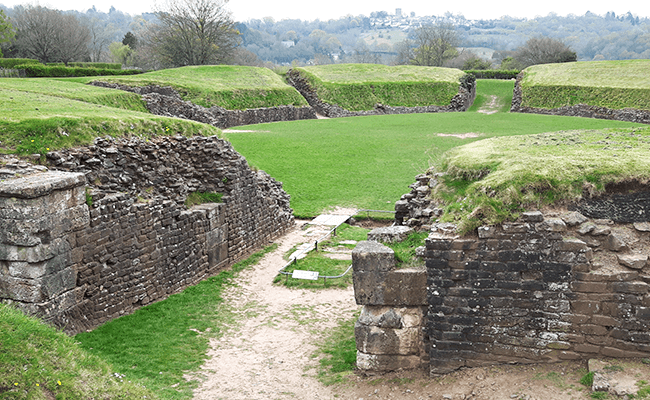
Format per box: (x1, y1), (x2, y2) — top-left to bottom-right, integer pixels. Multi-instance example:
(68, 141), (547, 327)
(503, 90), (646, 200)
(356, 351), (423, 372)
(355, 323), (421, 355)
(611, 281), (648, 294)
(368, 226), (414, 243)
(536, 218), (567, 232)
(617, 254), (648, 270)
(353, 240), (393, 274)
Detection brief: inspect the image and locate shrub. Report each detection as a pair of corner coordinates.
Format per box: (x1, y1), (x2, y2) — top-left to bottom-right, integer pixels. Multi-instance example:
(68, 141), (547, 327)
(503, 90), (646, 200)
(464, 70), (520, 80)
(0, 58), (41, 68)
(16, 64), (141, 77)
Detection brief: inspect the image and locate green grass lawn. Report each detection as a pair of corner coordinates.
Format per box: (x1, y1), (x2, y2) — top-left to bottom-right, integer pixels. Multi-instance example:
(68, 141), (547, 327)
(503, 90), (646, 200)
(0, 78), (148, 112)
(226, 80), (643, 218)
(67, 65), (309, 110)
(291, 64), (466, 110)
(0, 87), (219, 155)
(0, 303), (155, 400)
(519, 60), (650, 110)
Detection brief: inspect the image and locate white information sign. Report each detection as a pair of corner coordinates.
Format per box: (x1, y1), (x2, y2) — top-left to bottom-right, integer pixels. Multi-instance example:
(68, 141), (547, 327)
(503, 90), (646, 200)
(292, 270), (319, 280)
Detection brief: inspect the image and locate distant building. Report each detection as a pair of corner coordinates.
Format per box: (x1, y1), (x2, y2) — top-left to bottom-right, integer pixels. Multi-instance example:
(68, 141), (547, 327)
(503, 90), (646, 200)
(396, 8), (402, 17)
(281, 41), (295, 48)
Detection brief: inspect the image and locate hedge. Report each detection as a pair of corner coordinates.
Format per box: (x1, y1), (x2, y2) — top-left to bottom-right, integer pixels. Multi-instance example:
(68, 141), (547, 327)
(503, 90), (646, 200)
(46, 62), (122, 70)
(463, 70), (520, 80)
(17, 64), (141, 77)
(0, 58), (42, 69)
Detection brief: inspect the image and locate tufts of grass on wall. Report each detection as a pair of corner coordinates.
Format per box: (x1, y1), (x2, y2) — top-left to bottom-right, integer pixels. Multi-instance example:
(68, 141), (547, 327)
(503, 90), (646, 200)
(432, 127), (650, 234)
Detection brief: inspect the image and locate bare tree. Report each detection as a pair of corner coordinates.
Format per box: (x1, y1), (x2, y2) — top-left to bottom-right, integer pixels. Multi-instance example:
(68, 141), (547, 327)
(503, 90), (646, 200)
(85, 17), (117, 62)
(514, 37), (577, 68)
(409, 22), (459, 67)
(12, 5), (90, 64)
(148, 0), (240, 67)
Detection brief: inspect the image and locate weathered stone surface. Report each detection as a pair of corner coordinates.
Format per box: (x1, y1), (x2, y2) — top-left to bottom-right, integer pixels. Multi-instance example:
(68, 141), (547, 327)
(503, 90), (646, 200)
(604, 233), (628, 251)
(562, 211), (588, 226)
(356, 352), (423, 371)
(355, 322), (421, 355)
(368, 226), (414, 243)
(617, 254), (648, 270)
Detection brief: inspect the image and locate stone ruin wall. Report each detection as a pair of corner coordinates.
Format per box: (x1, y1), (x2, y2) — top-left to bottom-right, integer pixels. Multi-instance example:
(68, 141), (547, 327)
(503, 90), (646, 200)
(510, 72), (650, 124)
(0, 135), (294, 333)
(353, 175), (650, 375)
(90, 82), (318, 129)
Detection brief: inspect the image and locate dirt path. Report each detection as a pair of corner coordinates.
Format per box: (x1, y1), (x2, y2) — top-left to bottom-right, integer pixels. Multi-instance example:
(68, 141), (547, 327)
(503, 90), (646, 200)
(192, 222), (359, 400)
(477, 95), (501, 115)
(192, 221), (650, 400)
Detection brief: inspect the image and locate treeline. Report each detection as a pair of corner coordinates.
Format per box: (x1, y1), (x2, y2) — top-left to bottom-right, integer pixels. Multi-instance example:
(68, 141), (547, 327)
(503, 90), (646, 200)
(1, 2), (649, 68)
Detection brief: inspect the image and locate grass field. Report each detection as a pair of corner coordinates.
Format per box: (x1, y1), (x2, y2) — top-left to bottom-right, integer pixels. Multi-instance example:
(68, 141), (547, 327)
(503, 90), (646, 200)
(519, 60), (650, 110)
(226, 80), (643, 218)
(0, 303), (155, 399)
(291, 64), (466, 111)
(0, 78), (148, 112)
(68, 65), (309, 110)
(0, 87), (218, 155)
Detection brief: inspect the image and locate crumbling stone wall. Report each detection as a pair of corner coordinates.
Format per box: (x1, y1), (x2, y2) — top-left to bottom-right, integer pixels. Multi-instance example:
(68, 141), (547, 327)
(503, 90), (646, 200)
(354, 174), (650, 374)
(91, 82), (317, 129)
(47, 135), (294, 263)
(511, 73), (650, 124)
(1, 134), (295, 333)
(286, 69), (476, 118)
(426, 212), (650, 375)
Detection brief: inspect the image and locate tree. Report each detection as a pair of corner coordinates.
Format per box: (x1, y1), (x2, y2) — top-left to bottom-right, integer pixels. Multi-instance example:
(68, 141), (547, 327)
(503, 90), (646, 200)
(85, 17), (116, 62)
(12, 5), (90, 63)
(0, 9), (15, 57)
(514, 37), (577, 67)
(409, 23), (459, 67)
(148, 0), (240, 67)
(122, 31), (137, 49)
(109, 42), (133, 66)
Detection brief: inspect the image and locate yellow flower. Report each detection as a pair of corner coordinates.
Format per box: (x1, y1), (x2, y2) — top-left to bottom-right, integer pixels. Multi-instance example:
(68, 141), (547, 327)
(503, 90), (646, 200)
(57, 380), (62, 385)
(31, 139), (34, 142)
(36, 383), (40, 387)
(14, 383), (18, 386)
(46, 148), (50, 151)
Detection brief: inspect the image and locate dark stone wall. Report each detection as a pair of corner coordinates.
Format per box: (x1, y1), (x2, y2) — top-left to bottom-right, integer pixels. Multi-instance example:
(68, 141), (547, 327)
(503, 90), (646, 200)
(1, 134), (295, 334)
(426, 213), (650, 376)
(47, 135), (294, 264)
(510, 72), (650, 124)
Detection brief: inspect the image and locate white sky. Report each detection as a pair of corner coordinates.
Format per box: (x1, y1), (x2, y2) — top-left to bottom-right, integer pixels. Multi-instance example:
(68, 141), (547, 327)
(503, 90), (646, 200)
(1, 0), (649, 21)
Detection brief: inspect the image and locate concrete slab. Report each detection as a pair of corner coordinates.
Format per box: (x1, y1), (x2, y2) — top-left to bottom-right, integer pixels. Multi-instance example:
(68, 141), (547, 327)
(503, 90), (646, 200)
(310, 214), (351, 226)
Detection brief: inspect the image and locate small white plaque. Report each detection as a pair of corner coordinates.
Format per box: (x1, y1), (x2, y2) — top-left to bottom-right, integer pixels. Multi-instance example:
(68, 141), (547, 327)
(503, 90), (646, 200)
(292, 270), (319, 280)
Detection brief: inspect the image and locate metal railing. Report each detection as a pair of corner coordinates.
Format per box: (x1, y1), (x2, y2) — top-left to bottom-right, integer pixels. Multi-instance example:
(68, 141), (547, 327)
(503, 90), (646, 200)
(277, 208), (395, 284)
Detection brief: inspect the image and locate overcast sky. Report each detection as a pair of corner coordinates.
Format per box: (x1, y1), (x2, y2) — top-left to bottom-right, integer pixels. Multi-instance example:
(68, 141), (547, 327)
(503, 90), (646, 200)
(1, 0), (649, 21)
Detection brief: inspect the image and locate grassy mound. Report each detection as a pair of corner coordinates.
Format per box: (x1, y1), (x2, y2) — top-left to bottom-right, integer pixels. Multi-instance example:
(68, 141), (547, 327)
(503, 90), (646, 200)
(431, 127), (650, 233)
(291, 63), (466, 111)
(0, 78), (148, 112)
(70, 65), (309, 110)
(519, 60), (650, 110)
(0, 303), (154, 399)
(0, 87), (219, 156)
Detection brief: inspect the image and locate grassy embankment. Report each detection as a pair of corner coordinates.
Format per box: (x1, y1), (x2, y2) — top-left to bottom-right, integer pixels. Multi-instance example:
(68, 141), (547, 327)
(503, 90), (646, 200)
(69, 65), (309, 110)
(291, 63), (466, 110)
(0, 84), (219, 156)
(519, 59), (650, 110)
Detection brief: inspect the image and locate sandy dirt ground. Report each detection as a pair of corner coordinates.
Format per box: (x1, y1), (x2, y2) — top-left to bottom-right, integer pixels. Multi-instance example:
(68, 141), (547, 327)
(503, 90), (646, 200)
(192, 220), (649, 400)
